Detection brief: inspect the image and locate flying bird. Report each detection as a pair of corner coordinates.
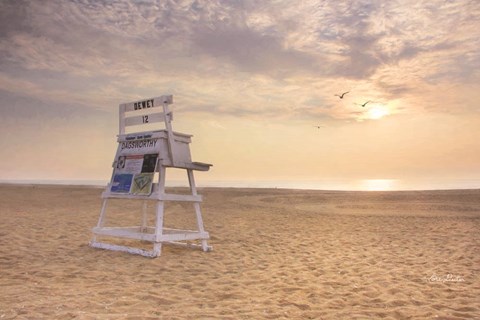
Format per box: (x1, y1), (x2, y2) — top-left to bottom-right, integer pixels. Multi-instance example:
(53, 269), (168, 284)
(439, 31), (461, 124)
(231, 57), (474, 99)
(334, 91), (349, 99)
(356, 101), (371, 107)
(314, 125), (324, 129)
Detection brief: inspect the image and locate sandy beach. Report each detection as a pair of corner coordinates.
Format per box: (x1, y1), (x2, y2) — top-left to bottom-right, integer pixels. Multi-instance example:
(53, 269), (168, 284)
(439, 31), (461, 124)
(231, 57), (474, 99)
(0, 184), (479, 319)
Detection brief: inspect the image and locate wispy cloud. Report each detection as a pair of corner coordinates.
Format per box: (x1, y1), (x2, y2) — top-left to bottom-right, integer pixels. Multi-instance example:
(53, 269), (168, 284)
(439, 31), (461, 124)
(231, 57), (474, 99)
(0, 0), (478, 121)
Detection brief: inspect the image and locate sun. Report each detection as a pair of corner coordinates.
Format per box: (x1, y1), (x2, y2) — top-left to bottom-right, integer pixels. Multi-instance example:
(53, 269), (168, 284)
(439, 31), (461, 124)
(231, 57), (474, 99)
(368, 104), (390, 119)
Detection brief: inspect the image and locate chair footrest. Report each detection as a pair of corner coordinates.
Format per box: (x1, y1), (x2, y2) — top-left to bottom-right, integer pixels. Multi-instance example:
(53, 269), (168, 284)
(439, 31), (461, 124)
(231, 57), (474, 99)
(190, 162), (213, 171)
(158, 159), (212, 171)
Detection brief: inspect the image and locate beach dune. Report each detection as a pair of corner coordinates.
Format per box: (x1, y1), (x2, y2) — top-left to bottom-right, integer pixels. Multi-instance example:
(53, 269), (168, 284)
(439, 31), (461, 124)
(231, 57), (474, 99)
(0, 185), (479, 319)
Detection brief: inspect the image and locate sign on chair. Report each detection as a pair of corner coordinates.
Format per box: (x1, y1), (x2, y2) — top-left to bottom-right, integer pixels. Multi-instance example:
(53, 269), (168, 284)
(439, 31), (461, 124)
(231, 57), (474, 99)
(90, 95), (212, 257)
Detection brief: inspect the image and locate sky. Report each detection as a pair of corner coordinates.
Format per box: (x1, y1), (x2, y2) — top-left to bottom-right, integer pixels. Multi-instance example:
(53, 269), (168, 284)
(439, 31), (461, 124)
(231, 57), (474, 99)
(0, 0), (479, 189)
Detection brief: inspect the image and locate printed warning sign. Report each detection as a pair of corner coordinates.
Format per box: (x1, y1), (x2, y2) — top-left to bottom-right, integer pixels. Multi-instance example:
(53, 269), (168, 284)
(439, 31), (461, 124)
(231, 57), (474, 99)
(108, 133), (161, 196)
(124, 155), (144, 174)
(141, 154), (158, 173)
(130, 173), (154, 195)
(115, 154), (158, 175)
(110, 174), (133, 193)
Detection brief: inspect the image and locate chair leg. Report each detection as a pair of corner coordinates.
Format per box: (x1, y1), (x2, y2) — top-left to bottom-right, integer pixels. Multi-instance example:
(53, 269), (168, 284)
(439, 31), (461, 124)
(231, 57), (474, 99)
(141, 200), (148, 232)
(92, 199), (108, 242)
(153, 200), (164, 257)
(153, 165), (167, 257)
(187, 169), (210, 251)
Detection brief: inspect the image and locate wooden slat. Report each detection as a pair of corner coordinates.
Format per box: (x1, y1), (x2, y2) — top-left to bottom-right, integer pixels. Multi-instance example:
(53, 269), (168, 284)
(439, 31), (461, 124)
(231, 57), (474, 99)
(90, 240), (210, 257)
(101, 191), (202, 202)
(90, 241), (158, 258)
(92, 228), (208, 242)
(92, 227), (156, 241)
(159, 193), (203, 202)
(120, 95), (173, 113)
(124, 111), (165, 127)
(166, 241), (213, 251)
(158, 160), (212, 171)
(159, 231), (210, 242)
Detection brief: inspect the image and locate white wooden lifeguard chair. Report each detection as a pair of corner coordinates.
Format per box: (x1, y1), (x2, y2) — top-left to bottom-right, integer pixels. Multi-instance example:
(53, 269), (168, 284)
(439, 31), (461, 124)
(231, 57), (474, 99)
(90, 95), (212, 257)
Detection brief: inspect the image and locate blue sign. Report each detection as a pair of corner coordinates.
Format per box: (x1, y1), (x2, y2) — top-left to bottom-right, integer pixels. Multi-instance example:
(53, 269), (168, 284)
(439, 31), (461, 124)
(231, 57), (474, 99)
(110, 174), (133, 193)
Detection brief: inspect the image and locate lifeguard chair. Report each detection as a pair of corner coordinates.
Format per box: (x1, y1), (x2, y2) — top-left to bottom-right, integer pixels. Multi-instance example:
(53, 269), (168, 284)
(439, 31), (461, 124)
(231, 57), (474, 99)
(90, 95), (212, 257)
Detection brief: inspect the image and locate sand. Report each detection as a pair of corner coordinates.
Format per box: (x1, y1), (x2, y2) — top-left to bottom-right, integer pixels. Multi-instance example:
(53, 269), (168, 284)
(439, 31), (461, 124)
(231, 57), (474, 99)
(0, 184), (479, 319)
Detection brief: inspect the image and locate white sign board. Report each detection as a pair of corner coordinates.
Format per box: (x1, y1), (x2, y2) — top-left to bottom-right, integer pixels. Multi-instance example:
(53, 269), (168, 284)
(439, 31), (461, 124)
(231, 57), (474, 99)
(110, 134), (161, 195)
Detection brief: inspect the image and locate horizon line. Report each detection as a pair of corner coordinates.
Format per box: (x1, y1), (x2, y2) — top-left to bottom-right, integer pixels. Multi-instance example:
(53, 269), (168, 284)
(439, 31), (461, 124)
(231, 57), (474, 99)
(1, 178), (479, 192)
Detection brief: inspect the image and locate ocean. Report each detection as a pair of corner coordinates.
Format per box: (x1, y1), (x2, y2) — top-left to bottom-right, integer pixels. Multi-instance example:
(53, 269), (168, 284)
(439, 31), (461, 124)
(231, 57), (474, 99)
(2, 178), (480, 191)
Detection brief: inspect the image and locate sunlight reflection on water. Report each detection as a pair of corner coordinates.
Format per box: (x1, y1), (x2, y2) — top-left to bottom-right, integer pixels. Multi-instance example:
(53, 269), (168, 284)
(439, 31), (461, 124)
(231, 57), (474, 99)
(358, 179), (397, 191)
(193, 179), (480, 191)
(2, 179), (480, 191)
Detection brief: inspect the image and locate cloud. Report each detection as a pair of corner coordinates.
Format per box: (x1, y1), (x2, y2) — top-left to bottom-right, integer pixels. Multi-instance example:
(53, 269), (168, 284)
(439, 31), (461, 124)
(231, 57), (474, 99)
(191, 24), (319, 77)
(0, 0), (478, 123)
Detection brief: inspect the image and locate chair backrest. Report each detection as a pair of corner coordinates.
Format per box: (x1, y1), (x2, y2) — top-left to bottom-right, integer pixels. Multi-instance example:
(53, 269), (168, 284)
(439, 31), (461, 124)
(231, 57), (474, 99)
(119, 95), (179, 165)
(119, 95), (173, 135)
